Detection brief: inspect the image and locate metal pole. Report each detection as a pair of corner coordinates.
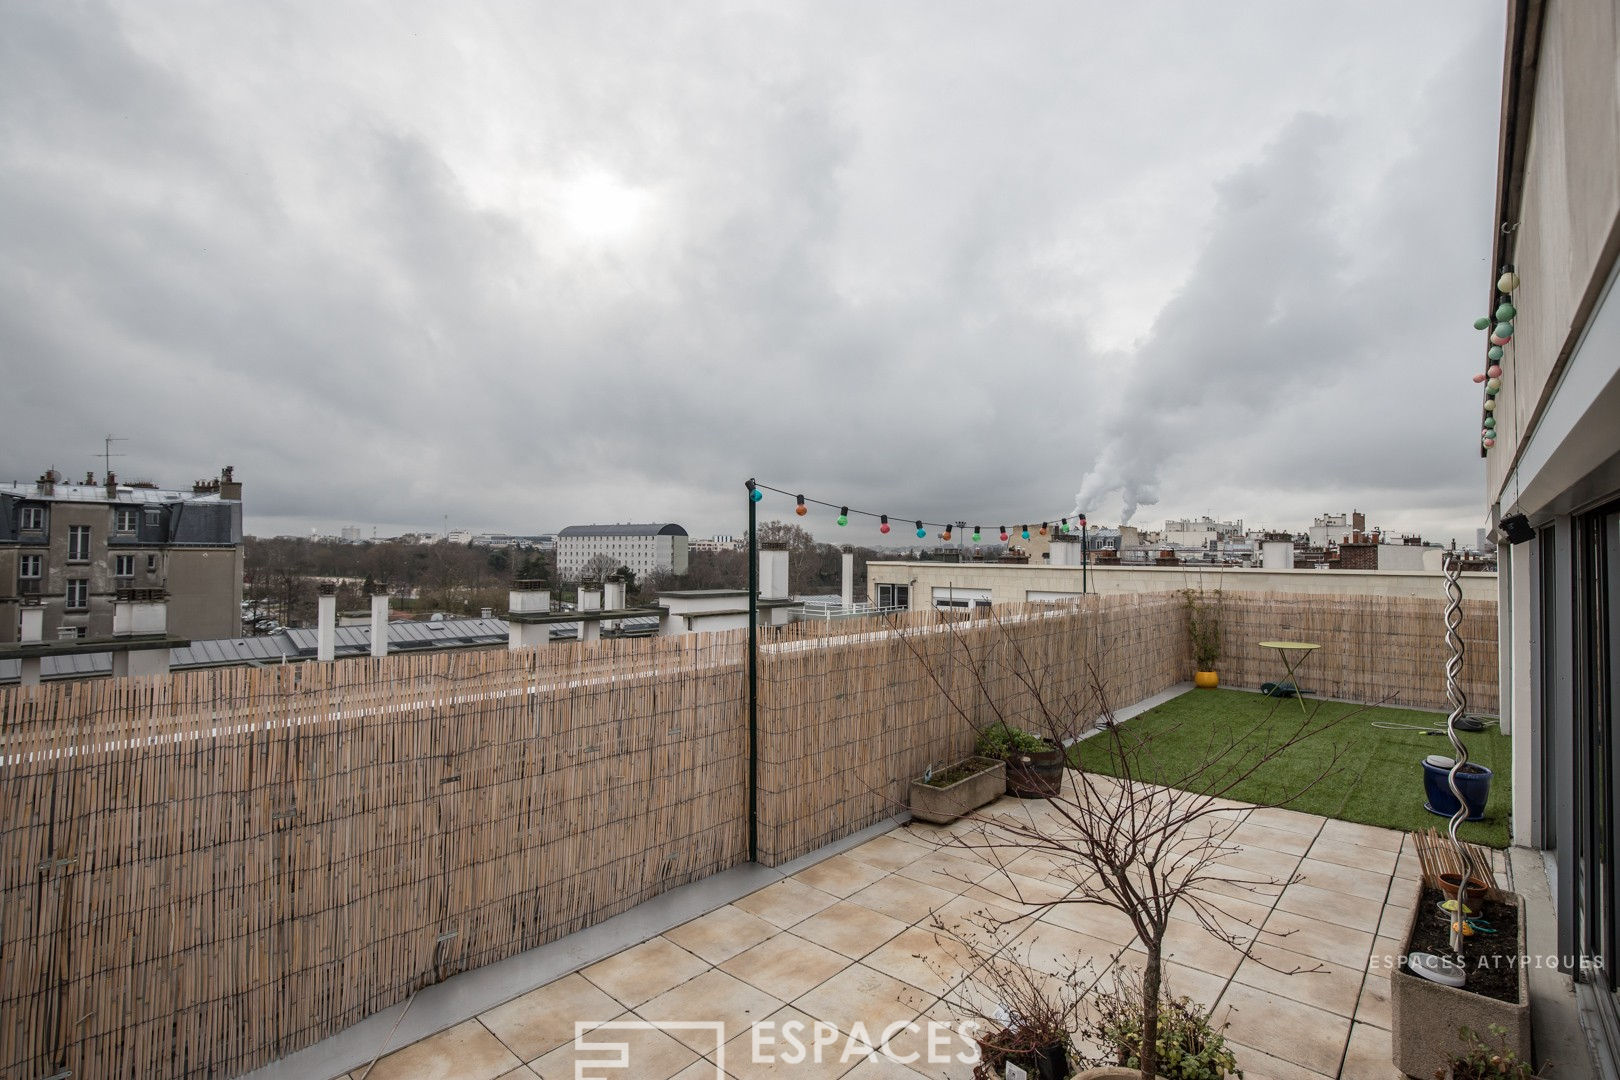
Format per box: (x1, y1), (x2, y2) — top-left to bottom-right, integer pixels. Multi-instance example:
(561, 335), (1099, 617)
(746, 478), (759, 864)
(1081, 518), (1089, 594)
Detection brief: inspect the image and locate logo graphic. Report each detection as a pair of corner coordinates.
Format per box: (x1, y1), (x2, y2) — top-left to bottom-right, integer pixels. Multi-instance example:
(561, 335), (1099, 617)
(573, 1020), (726, 1080)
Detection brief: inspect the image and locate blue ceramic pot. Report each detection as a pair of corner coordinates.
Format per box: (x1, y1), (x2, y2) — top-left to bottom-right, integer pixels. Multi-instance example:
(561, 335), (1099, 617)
(1422, 757), (1492, 821)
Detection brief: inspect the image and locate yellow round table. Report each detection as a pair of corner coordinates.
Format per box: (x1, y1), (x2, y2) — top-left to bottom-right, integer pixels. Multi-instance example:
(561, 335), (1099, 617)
(1258, 641), (1320, 711)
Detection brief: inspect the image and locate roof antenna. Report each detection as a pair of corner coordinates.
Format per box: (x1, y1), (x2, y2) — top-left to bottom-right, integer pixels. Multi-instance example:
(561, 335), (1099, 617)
(99, 434), (127, 479)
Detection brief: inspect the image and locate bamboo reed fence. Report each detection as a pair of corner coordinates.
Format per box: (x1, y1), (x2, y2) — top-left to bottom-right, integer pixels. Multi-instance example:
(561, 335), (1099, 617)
(0, 632), (747, 1080)
(752, 594), (1191, 864)
(1215, 591), (1499, 714)
(0, 587), (1499, 1078)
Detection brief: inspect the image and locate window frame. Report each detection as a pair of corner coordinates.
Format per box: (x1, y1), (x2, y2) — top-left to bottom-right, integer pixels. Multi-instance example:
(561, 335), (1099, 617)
(65, 578), (89, 611)
(114, 553), (136, 579)
(19, 505), (45, 531)
(18, 554), (41, 579)
(114, 507), (138, 532)
(67, 525), (91, 562)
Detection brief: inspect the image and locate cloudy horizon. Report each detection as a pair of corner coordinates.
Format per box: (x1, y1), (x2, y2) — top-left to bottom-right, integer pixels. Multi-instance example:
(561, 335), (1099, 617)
(1, 2), (1506, 546)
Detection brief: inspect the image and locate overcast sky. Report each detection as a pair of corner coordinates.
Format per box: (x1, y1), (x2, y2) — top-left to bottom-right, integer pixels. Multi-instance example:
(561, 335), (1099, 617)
(1, 2), (1506, 544)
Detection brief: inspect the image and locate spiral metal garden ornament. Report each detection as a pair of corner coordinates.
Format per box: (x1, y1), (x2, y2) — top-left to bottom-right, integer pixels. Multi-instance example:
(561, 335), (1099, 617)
(1443, 552), (1472, 953)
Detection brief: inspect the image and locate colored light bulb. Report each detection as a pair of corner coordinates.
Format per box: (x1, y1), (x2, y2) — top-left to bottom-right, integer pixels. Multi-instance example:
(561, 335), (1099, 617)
(1498, 270), (1519, 293)
(750, 488), (763, 503)
(1487, 364), (1502, 378)
(879, 514), (889, 534)
(1494, 322), (1514, 339)
(915, 521), (926, 539)
(1487, 377), (1502, 392)
(1473, 316), (1490, 330)
(795, 496), (806, 516)
(1496, 302), (1516, 321)
(837, 506), (848, 526)
(1483, 437), (1496, 448)
(1021, 526), (1030, 540)
(972, 527), (981, 542)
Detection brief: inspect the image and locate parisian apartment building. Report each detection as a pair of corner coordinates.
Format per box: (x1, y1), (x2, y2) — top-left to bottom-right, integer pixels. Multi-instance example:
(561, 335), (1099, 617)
(555, 523), (689, 580)
(0, 467), (244, 642)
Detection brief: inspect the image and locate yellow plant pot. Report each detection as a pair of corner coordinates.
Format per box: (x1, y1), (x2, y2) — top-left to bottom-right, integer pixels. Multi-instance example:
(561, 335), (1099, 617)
(1194, 670), (1219, 689)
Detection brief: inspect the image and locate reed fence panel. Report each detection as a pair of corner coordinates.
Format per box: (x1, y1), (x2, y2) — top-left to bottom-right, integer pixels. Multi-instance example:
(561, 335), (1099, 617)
(0, 632), (747, 1080)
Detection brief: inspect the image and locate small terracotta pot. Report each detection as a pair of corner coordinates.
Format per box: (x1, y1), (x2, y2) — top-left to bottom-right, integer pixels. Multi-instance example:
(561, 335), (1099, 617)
(1438, 872), (1488, 909)
(1194, 670), (1219, 689)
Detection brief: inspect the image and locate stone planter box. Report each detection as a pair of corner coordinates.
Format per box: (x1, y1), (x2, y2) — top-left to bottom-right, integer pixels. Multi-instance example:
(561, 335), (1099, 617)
(1390, 888), (1530, 1079)
(909, 756), (1005, 824)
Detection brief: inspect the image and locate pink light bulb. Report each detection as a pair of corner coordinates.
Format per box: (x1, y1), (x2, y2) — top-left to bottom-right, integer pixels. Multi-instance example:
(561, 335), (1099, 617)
(1487, 365), (1502, 378)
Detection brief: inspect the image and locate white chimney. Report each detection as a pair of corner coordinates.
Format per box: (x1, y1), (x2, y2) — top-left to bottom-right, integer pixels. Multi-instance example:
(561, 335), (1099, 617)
(1262, 540), (1296, 570)
(317, 588), (337, 662)
(578, 584), (603, 612)
(603, 580), (626, 610)
(758, 545), (789, 601)
(840, 551), (855, 609)
(579, 618), (600, 643)
(480, 606), (493, 620)
(371, 594), (389, 658)
(18, 605), (43, 686)
(508, 581), (552, 651)
(112, 591), (170, 679)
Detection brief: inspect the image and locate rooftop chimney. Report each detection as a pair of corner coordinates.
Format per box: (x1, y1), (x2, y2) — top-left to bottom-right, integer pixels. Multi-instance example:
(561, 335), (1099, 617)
(317, 583), (337, 661)
(105, 472), (118, 497)
(112, 589), (170, 678)
(19, 605), (44, 686)
(371, 594), (389, 658)
(507, 580), (552, 651)
(603, 580), (626, 610)
(840, 550), (854, 609)
(578, 583), (603, 612)
(758, 543), (789, 601)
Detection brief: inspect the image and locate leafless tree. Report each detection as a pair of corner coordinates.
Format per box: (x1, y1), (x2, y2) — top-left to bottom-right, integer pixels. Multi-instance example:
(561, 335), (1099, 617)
(895, 611), (1367, 1079)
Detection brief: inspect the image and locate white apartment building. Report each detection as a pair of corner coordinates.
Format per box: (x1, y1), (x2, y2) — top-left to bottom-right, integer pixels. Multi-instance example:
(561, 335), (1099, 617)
(556, 523), (689, 580)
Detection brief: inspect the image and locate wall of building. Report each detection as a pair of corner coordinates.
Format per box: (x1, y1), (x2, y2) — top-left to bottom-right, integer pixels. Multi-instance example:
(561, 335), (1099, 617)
(865, 560), (1499, 606)
(1486, 1), (1620, 504)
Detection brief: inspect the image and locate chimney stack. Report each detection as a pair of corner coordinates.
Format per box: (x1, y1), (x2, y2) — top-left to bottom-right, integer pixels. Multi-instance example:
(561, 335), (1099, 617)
(507, 579), (552, 651)
(371, 593), (390, 658)
(758, 543), (789, 601)
(840, 549), (854, 609)
(317, 583), (337, 661)
(578, 583), (603, 612)
(19, 603), (44, 686)
(603, 579), (626, 610)
(112, 588), (170, 678)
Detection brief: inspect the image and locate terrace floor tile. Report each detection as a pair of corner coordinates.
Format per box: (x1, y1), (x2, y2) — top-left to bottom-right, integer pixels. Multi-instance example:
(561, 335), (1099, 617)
(582, 937), (712, 1009)
(791, 901), (910, 961)
(478, 973), (624, 1062)
(665, 904), (785, 965)
(362, 1019), (521, 1080)
(720, 932), (855, 1002)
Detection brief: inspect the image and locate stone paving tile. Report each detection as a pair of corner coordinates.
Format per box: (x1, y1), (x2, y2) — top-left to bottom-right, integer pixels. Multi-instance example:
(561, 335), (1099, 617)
(528, 1011), (699, 1079)
(844, 874), (960, 926)
(1306, 837), (1401, 876)
(842, 834), (932, 873)
(1217, 981), (1352, 1076)
(792, 964), (933, 1043)
(478, 972), (623, 1062)
(1355, 972), (1392, 1030)
(1340, 1020), (1402, 1078)
(1037, 897), (1139, 945)
(1231, 820), (1317, 856)
(1258, 907), (1375, 969)
(1245, 806), (1322, 837)
(1292, 857), (1393, 901)
(734, 878), (841, 930)
(362, 1019), (522, 1080)
(1317, 818), (1404, 851)
(792, 854), (894, 899)
(717, 1005), (860, 1080)
(581, 936), (711, 1008)
(638, 969), (786, 1052)
(1231, 944), (1365, 1017)
(665, 904), (785, 965)
(1275, 881), (1383, 934)
(1225, 1041), (1335, 1080)
(720, 932), (855, 1003)
(890, 849), (999, 894)
(860, 924), (977, 998)
(791, 901), (910, 961)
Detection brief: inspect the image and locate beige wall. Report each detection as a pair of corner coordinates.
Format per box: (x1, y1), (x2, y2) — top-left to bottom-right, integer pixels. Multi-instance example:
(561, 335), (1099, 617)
(866, 560), (1498, 606)
(1487, 1), (1620, 504)
(166, 547), (244, 640)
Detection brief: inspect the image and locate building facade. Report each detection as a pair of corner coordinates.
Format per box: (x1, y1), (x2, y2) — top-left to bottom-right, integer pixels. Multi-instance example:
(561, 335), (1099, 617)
(556, 523), (689, 580)
(0, 468), (244, 643)
(1486, 1), (1620, 1067)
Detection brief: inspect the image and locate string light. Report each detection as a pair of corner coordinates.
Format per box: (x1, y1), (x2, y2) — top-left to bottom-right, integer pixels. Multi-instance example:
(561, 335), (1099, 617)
(915, 520), (926, 539)
(795, 495), (807, 516)
(1021, 525), (1030, 540)
(972, 526), (981, 542)
(879, 514), (890, 534)
(1039, 522), (1048, 536)
(1496, 302), (1516, 321)
(1493, 321), (1514, 341)
(1473, 316), (1490, 330)
(745, 481), (1088, 547)
(1487, 345), (1503, 361)
(749, 482), (763, 503)
(999, 526), (1009, 541)
(837, 506), (849, 526)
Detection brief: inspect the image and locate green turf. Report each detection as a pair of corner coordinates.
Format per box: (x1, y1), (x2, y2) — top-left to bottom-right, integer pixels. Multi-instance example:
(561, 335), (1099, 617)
(1070, 688), (1512, 848)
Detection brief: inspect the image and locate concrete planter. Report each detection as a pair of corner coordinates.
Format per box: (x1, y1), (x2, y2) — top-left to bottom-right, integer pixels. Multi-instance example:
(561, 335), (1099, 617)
(909, 756), (1005, 824)
(1390, 889), (1530, 1079)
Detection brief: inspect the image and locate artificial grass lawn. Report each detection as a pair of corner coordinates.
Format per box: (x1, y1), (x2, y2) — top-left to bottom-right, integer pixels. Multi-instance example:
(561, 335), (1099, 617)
(1070, 688), (1513, 848)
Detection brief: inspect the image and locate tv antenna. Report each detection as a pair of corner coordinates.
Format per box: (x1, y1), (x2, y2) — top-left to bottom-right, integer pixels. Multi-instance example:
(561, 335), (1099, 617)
(98, 435), (128, 478)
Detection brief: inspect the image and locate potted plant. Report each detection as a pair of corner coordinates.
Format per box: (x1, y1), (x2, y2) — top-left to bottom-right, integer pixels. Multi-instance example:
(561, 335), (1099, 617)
(975, 722), (1065, 797)
(1181, 588), (1223, 688)
(1391, 885), (1530, 1079)
(910, 756), (1006, 825)
(1076, 972), (1241, 1079)
(1440, 1023), (1542, 1078)
(924, 912), (1086, 1080)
